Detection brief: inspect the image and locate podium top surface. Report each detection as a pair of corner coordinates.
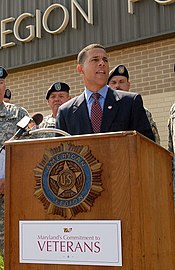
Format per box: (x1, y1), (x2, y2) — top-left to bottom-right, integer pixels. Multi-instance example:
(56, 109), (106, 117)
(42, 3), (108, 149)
(4, 130), (171, 156)
(5, 130), (148, 144)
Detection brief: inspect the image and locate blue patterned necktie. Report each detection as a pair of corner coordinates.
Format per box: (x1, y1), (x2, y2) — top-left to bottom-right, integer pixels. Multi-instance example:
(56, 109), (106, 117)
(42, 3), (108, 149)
(91, 93), (103, 133)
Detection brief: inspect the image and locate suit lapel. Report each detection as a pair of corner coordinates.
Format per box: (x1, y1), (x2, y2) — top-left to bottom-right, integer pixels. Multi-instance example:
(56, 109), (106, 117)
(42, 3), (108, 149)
(101, 88), (120, 132)
(72, 93), (93, 134)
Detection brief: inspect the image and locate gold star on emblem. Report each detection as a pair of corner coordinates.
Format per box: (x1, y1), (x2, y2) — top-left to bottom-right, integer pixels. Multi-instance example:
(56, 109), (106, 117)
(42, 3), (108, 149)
(50, 161), (81, 196)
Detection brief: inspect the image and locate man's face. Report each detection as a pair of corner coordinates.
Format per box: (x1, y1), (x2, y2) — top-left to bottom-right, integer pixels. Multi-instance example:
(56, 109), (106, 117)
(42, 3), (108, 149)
(0, 79), (5, 103)
(48, 91), (70, 111)
(108, 75), (130, 91)
(77, 48), (109, 92)
(3, 97), (10, 103)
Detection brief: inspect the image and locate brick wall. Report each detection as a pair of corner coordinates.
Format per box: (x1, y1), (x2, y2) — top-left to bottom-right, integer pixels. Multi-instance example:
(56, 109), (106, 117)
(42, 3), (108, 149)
(6, 37), (175, 149)
(108, 37), (175, 149)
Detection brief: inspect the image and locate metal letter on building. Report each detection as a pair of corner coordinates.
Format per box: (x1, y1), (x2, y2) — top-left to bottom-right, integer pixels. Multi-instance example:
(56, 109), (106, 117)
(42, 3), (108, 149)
(36, 9), (42, 39)
(128, 0), (175, 14)
(14, 13), (35, 42)
(1, 17), (15, 48)
(128, 0), (140, 14)
(42, 3), (69, 34)
(154, 0), (175, 4)
(71, 0), (93, 29)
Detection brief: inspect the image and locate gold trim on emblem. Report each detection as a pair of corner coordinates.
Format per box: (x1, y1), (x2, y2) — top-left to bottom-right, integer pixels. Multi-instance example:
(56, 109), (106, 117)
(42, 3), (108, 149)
(34, 142), (103, 219)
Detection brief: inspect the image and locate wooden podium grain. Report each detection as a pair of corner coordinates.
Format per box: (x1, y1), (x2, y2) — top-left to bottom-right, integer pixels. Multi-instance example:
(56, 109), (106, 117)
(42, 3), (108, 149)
(4, 131), (175, 270)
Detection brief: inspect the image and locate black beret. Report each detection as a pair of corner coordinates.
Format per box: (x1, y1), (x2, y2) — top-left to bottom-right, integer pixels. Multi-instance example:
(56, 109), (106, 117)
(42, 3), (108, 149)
(0, 66), (8, 79)
(46, 82), (70, 100)
(108, 65), (129, 84)
(4, 89), (11, 99)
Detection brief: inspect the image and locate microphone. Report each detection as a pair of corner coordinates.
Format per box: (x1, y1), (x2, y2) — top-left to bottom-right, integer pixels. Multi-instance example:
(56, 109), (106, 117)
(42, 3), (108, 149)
(0, 113), (43, 153)
(17, 113), (43, 129)
(31, 113), (43, 126)
(12, 113), (43, 140)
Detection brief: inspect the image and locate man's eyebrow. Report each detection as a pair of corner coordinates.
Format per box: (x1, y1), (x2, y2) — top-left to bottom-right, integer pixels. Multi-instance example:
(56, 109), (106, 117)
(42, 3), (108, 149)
(91, 56), (99, 59)
(90, 55), (108, 60)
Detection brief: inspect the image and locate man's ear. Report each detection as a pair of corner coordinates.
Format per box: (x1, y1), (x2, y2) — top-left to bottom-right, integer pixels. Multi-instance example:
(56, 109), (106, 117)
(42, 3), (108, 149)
(128, 80), (131, 88)
(77, 64), (84, 74)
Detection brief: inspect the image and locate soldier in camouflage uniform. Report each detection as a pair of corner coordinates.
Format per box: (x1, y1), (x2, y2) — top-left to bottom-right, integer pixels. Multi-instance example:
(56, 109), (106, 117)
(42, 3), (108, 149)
(144, 108), (160, 144)
(38, 82), (70, 138)
(168, 103), (175, 205)
(108, 65), (160, 144)
(0, 66), (29, 256)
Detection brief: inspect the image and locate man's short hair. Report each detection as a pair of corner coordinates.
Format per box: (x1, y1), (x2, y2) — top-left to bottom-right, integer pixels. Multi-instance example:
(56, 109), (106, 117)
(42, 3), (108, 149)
(77, 44), (106, 64)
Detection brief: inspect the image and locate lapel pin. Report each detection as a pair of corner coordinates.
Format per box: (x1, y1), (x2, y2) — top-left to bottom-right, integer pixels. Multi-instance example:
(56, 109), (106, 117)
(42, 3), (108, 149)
(108, 106), (112, 110)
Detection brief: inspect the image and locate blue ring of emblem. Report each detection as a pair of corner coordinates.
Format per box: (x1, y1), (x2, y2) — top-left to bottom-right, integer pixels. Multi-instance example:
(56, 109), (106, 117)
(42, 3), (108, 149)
(42, 151), (92, 208)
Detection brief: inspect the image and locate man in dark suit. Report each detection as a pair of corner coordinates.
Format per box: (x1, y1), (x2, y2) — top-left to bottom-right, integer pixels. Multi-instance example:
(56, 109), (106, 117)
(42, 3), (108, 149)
(56, 43), (155, 142)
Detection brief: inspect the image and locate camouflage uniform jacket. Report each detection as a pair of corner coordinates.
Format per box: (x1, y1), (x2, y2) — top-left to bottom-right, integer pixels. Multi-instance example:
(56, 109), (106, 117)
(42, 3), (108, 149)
(0, 102), (29, 148)
(0, 102), (29, 255)
(168, 103), (175, 153)
(145, 107), (160, 144)
(37, 114), (56, 138)
(167, 103), (175, 206)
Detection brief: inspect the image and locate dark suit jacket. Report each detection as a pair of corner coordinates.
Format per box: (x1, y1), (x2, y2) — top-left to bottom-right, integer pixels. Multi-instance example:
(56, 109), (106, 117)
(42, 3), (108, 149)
(56, 87), (155, 141)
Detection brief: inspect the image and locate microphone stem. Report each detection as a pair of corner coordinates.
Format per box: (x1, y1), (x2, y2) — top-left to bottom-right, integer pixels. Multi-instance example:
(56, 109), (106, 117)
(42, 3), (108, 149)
(0, 145), (5, 154)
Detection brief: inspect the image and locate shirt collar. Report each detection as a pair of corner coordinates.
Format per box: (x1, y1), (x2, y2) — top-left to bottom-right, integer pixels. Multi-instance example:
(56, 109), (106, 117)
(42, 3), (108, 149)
(85, 85), (108, 102)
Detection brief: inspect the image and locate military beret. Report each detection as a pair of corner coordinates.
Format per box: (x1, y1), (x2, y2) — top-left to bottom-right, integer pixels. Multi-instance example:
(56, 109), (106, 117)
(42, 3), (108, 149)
(4, 89), (11, 99)
(0, 66), (8, 79)
(46, 82), (70, 100)
(108, 65), (129, 84)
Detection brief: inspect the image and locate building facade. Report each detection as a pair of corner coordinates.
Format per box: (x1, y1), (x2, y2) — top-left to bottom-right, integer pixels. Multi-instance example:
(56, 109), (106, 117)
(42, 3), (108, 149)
(1, 0), (175, 148)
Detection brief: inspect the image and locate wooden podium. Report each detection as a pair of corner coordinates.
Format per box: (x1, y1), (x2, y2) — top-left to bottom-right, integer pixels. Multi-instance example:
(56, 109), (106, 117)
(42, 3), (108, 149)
(4, 131), (175, 270)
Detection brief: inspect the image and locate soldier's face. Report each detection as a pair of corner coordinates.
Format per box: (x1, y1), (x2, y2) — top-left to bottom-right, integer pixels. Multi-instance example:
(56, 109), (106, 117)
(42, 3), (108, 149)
(48, 91), (70, 110)
(0, 79), (5, 103)
(108, 75), (130, 91)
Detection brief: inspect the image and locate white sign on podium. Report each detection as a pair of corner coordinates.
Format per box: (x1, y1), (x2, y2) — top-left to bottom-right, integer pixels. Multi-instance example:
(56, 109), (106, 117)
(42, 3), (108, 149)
(19, 220), (122, 266)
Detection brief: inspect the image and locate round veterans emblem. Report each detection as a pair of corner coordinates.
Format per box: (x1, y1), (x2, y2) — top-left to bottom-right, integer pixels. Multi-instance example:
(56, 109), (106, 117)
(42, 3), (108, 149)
(34, 143), (103, 218)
